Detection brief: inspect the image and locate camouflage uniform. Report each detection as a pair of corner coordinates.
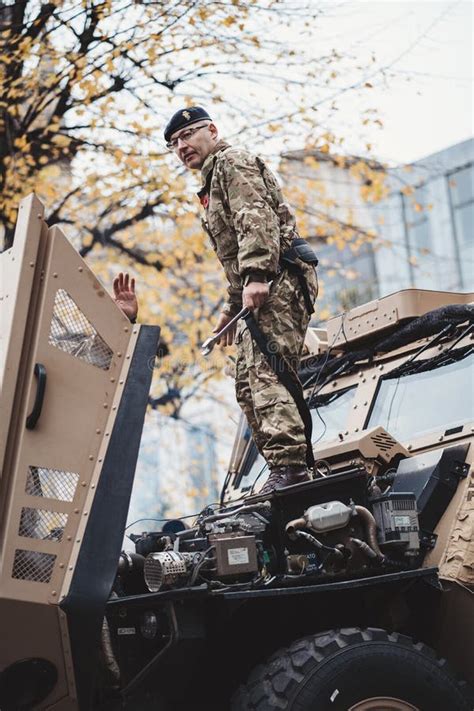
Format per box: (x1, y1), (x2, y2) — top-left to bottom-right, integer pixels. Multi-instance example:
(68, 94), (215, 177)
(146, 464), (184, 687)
(199, 141), (318, 467)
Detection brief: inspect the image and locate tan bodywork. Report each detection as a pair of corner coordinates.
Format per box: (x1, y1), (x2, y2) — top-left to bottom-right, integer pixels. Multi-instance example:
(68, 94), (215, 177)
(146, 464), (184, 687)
(326, 288), (473, 348)
(313, 426), (411, 476)
(318, 291), (474, 676)
(0, 196), (154, 709)
(319, 291), (473, 589)
(228, 286), (473, 678)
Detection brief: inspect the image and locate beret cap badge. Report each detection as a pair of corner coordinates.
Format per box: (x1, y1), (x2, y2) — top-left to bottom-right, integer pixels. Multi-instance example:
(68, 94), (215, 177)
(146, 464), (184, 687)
(164, 105), (212, 142)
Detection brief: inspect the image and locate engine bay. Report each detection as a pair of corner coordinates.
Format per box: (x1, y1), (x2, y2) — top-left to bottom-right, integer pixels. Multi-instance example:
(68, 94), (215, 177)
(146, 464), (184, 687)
(116, 435), (469, 598)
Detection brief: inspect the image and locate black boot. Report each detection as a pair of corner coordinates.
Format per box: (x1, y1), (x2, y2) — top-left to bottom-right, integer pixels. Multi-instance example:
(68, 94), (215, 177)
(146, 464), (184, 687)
(259, 465), (310, 494)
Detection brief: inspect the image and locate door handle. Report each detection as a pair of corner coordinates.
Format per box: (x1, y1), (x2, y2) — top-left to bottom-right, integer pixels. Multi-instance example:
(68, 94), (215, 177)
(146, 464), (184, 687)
(26, 363), (47, 430)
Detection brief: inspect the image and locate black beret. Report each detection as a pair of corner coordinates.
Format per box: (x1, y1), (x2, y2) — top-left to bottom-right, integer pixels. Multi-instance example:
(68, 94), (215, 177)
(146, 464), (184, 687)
(164, 106), (212, 143)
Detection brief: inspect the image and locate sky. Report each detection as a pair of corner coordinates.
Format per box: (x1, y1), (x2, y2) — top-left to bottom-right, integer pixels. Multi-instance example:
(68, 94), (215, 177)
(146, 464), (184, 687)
(173, 0), (473, 173)
(321, 0), (473, 164)
(65, 1), (473, 182)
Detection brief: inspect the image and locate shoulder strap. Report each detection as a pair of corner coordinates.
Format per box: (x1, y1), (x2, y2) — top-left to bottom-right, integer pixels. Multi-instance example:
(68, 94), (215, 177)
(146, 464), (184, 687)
(244, 313), (315, 469)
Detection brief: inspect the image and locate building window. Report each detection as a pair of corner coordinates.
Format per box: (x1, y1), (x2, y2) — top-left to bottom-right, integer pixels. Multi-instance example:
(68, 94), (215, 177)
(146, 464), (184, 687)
(315, 240), (377, 315)
(402, 184), (435, 288)
(448, 164), (474, 289)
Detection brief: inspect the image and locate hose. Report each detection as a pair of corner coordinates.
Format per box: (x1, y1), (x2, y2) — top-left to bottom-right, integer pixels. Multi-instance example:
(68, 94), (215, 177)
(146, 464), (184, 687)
(354, 506), (384, 560)
(285, 517), (307, 538)
(293, 529), (343, 558)
(101, 596), (120, 685)
(350, 537), (378, 560)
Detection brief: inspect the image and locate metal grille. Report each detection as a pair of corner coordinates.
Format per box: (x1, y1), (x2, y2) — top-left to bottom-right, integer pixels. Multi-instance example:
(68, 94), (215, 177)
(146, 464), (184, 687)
(391, 498), (416, 511)
(12, 549), (56, 583)
(371, 432), (396, 452)
(144, 552), (192, 592)
(26, 466), (79, 502)
(19, 507), (67, 542)
(49, 288), (113, 370)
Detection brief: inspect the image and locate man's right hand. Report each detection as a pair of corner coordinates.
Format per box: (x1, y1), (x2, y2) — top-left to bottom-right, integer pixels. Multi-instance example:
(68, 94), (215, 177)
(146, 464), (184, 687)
(212, 311), (237, 347)
(243, 281), (270, 310)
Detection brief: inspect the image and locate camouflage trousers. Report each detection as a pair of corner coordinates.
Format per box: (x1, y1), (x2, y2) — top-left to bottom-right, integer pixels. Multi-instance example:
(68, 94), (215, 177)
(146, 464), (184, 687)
(235, 268), (317, 468)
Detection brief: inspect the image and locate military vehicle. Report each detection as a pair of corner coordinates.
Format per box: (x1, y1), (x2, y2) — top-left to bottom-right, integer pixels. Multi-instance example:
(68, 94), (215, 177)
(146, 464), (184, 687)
(0, 195), (473, 711)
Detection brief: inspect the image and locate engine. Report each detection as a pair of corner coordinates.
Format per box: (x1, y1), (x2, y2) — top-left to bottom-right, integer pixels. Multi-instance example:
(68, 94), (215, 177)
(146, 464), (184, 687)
(116, 440), (468, 596)
(119, 494), (420, 595)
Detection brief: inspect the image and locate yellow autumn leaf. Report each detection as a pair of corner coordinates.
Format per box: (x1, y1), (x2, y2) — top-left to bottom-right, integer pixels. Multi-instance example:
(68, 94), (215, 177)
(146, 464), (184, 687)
(146, 252), (161, 263)
(14, 138), (30, 152)
(41, 164), (61, 178)
(51, 134), (70, 147)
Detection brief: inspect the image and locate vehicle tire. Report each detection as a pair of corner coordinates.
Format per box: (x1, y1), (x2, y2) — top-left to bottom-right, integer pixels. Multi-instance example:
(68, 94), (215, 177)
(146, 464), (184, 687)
(231, 627), (472, 711)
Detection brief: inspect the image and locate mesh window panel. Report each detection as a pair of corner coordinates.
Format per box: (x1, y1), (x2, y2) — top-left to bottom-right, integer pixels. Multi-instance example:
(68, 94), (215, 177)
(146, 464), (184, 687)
(19, 508), (68, 542)
(49, 288), (113, 370)
(26, 466), (79, 502)
(12, 549), (56, 583)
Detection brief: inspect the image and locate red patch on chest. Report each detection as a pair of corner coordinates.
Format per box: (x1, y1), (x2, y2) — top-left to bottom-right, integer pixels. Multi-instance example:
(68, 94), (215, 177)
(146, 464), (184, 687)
(199, 193), (209, 209)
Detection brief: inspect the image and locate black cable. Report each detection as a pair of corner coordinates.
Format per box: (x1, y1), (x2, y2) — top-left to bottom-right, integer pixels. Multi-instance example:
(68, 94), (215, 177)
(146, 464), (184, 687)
(403, 323), (455, 367)
(300, 304), (474, 388)
(248, 462), (270, 497)
(304, 315), (345, 447)
(430, 323), (474, 368)
(311, 406), (327, 446)
(189, 546), (215, 587)
(124, 505), (222, 532)
(385, 322), (469, 382)
(219, 469), (233, 507)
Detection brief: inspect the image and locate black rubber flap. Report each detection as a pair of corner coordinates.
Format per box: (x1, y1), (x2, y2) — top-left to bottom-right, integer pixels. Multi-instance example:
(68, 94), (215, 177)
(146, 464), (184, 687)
(60, 325), (160, 709)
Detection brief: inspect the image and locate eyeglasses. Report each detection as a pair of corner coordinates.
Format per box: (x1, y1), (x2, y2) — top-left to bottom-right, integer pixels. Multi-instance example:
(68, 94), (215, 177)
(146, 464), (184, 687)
(166, 124), (209, 150)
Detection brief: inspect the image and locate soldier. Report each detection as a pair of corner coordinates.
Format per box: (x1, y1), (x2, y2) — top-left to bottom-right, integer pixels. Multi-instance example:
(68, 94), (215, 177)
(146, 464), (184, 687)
(163, 106), (318, 493)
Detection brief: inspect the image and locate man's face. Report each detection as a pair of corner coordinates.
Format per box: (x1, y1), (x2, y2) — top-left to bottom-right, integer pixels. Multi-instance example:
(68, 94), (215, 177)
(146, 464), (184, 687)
(171, 122), (218, 170)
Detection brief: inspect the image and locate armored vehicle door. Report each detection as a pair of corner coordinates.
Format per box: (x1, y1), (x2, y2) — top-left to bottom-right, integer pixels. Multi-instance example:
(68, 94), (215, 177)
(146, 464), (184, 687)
(0, 195), (159, 710)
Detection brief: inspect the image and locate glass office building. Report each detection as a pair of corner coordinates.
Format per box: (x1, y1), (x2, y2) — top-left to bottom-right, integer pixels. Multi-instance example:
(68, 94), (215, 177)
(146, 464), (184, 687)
(282, 138), (473, 318)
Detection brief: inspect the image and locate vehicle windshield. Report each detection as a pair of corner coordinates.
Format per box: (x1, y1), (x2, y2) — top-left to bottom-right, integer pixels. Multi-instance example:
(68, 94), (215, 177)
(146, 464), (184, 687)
(311, 387), (356, 447)
(367, 351), (473, 443)
(236, 386), (356, 493)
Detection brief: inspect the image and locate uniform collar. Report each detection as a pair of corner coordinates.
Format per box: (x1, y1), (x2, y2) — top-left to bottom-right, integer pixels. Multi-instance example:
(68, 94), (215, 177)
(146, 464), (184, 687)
(200, 140), (231, 187)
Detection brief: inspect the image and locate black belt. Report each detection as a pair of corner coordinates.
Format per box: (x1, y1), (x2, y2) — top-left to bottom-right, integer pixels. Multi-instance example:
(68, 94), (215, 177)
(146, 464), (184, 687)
(243, 312), (315, 470)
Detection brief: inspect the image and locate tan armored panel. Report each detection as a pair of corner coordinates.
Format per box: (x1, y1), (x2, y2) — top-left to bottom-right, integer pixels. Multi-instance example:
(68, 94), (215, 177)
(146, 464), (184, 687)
(425, 443), (474, 588)
(0, 196), (159, 710)
(304, 327), (328, 356)
(313, 426), (411, 475)
(327, 288), (474, 349)
(0, 194), (46, 479)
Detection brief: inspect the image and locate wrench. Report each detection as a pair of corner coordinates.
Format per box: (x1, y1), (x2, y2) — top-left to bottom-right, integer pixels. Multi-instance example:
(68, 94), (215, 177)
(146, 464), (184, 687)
(201, 306), (249, 356)
(201, 281), (274, 357)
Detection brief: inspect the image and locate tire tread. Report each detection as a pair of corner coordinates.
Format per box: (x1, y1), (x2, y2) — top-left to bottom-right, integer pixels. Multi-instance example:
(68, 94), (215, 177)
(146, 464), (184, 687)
(231, 627), (473, 711)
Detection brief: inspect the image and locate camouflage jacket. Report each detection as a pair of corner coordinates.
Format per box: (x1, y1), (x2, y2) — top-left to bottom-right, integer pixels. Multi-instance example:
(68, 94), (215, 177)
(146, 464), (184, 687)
(198, 140), (300, 316)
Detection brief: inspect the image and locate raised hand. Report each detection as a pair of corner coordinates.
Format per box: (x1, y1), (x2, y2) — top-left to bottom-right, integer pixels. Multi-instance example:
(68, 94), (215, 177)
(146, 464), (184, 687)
(113, 272), (138, 322)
